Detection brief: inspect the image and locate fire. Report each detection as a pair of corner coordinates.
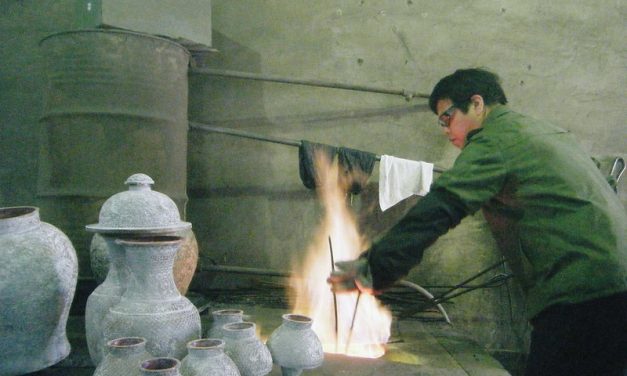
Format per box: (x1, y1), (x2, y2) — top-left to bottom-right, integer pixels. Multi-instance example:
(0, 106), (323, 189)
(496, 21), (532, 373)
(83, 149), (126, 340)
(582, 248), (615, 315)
(289, 152), (392, 358)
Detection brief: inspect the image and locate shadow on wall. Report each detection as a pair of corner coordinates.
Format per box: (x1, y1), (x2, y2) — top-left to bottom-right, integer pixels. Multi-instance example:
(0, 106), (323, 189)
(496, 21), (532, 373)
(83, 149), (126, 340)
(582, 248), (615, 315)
(187, 29), (271, 283)
(187, 29), (268, 196)
(188, 30), (266, 125)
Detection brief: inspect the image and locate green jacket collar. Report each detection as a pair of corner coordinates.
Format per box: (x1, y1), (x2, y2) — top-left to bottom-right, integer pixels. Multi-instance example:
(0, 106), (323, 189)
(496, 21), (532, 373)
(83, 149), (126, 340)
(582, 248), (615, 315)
(465, 105), (510, 145)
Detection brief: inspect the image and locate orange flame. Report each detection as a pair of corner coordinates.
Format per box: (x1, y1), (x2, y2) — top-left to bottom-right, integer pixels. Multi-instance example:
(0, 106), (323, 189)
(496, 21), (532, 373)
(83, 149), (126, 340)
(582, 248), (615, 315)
(289, 152), (392, 358)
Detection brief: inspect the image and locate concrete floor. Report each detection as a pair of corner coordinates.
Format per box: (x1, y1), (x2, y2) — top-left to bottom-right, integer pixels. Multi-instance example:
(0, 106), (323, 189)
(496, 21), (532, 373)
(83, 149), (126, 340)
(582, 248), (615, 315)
(23, 293), (512, 376)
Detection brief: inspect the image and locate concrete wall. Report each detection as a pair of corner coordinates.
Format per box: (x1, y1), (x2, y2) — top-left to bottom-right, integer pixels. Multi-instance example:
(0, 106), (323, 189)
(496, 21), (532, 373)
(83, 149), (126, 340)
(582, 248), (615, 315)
(1, 1), (625, 372)
(187, 0), (625, 369)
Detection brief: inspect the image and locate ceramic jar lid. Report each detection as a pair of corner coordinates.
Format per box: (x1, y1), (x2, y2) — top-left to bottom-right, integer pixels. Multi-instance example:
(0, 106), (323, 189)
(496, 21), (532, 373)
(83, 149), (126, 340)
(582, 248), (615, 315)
(86, 173), (191, 234)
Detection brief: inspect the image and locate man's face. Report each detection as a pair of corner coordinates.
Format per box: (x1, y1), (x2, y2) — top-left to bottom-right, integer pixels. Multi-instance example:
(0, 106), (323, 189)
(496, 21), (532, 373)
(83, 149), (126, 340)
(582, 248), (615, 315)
(435, 99), (482, 149)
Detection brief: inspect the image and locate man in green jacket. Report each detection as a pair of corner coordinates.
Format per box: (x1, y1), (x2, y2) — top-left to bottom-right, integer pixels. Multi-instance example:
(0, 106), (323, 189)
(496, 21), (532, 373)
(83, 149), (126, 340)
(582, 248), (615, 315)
(328, 68), (627, 376)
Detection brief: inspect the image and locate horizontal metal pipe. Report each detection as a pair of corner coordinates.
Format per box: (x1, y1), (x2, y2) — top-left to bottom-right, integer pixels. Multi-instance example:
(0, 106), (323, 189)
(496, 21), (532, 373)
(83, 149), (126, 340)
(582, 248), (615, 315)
(189, 121), (446, 173)
(189, 121), (301, 147)
(188, 67), (430, 100)
(202, 264), (291, 277)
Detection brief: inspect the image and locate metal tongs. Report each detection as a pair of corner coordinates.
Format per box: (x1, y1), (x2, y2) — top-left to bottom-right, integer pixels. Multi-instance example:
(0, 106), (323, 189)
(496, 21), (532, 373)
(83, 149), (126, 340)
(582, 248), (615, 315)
(328, 236), (363, 354)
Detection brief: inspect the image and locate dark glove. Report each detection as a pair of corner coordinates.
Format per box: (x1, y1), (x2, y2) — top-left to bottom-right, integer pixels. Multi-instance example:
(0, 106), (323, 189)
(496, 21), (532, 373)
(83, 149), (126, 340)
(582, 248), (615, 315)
(326, 257), (379, 295)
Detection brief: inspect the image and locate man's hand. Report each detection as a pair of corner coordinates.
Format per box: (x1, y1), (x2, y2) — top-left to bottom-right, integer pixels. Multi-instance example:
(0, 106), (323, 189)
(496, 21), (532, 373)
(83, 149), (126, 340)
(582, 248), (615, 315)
(326, 257), (381, 295)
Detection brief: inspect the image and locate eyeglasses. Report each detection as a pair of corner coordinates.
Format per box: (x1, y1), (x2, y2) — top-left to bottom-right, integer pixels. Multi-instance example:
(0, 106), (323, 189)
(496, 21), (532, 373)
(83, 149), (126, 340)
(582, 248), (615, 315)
(438, 105), (457, 128)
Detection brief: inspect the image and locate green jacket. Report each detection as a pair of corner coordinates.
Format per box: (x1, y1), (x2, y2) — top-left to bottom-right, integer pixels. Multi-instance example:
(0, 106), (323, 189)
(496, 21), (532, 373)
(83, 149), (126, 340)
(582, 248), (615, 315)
(367, 105), (627, 319)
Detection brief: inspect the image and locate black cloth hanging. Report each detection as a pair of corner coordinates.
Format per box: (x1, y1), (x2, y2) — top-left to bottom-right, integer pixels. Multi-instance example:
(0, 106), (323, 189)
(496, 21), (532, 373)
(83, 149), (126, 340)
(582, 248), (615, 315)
(338, 146), (376, 194)
(299, 140), (338, 189)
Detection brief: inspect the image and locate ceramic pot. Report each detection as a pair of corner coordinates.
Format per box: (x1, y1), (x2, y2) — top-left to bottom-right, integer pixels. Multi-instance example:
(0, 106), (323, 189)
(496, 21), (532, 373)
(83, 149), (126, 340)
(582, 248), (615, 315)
(86, 173), (197, 295)
(93, 337), (152, 376)
(180, 339), (240, 376)
(0, 206), (78, 375)
(266, 314), (324, 376)
(141, 358), (182, 376)
(223, 322), (273, 376)
(207, 309), (244, 339)
(90, 229), (198, 295)
(102, 236), (201, 359)
(85, 235), (131, 365)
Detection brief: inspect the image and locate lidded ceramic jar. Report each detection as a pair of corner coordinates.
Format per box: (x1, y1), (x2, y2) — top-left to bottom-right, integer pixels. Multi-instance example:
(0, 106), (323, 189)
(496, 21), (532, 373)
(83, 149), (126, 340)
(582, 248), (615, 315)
(207, 309), (244, 339)
(85, 173), (197, 294)
(0, 206), (78, 375)
(141, 358), (182, 376)
(93, 337), (153, 376)
(223, 322), (273, 376)
(181, 339), (240, 376)
(266, 314), (324, 376)
(85, 173), (198, 364)
(86, 173), (191, 234)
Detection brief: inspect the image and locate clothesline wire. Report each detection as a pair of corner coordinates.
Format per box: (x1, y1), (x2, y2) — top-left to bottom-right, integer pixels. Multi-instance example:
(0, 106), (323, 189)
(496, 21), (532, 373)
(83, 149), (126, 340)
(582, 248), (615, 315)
(189, 121), (446, 173)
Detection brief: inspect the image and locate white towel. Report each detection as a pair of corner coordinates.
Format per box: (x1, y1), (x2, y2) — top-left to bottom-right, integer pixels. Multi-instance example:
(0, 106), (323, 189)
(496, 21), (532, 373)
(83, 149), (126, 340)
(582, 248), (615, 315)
(379, 155), (434, 211)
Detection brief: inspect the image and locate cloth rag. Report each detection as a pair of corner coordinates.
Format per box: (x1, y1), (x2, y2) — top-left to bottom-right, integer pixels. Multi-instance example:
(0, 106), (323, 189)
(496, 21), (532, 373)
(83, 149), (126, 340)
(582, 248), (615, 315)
(379, 155), (434, 211)
(338, 146), (376, 194)
(299, 140), (338, 189)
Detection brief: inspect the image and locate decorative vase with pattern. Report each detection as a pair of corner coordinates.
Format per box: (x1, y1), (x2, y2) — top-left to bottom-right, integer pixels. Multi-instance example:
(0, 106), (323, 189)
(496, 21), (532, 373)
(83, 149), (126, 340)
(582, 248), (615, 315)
(180, 339), (240, 376)
(102, 236), (201, 359)
(0, 206), (78, 376)
(266, 314), (324, 376)
(207, 309), (244, 339)
(223, 322), (273, 376)
(93, 337), (153, 376)
(90, 229), (198, 295)
(85, 235), (131, 365)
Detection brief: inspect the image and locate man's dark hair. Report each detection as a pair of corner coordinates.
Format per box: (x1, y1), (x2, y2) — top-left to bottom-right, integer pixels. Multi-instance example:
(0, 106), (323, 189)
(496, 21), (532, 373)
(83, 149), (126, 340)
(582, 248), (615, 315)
(429, 68), (508, 114)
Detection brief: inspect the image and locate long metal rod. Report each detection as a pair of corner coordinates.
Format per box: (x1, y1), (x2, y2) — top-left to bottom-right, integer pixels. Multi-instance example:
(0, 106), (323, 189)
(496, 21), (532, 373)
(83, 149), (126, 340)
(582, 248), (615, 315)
(432, 259), (506, 304)
(432, 273), (512, 305)
(345, 291), (362, 353)
(189, 121), (446, 173)
(189, 67), (430, 100)
(328, 236), (339, 352)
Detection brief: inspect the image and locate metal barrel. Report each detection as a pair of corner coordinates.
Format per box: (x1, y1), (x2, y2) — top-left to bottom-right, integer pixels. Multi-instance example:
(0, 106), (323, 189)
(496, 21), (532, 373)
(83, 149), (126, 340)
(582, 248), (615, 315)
(38, 29), (190, 276)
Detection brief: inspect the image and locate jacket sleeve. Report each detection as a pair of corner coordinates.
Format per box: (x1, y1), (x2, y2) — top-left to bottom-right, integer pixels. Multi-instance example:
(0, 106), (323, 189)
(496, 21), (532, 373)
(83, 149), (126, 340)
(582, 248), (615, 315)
(366, 134), (507, 290)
